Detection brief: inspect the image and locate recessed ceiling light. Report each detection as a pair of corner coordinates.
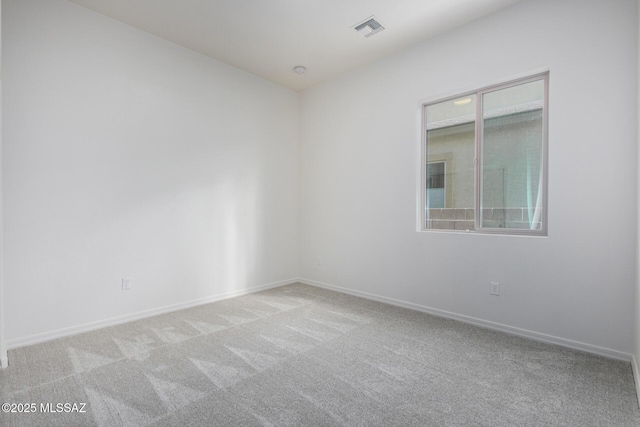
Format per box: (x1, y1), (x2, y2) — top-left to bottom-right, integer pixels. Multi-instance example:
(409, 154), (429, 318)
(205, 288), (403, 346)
(354, 17), (385, 38)
(453, 98), (472, 106)
(293, 66), (307, 75)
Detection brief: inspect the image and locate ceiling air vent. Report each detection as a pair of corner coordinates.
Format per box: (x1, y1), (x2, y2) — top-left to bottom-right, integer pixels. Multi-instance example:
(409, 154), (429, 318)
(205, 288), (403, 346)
(354, 17), (385, 38)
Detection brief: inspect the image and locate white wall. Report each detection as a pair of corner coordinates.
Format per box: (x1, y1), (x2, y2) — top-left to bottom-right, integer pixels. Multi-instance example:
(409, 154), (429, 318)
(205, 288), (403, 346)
(2, 0), (299, 346)
(635, 0), (640, 401)
(0, 0), (6, 368)
(300, 0), (639, 357)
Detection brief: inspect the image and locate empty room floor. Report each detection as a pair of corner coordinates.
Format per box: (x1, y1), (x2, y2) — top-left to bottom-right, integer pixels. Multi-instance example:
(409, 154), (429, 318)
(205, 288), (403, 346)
(0, 283), (638, 426)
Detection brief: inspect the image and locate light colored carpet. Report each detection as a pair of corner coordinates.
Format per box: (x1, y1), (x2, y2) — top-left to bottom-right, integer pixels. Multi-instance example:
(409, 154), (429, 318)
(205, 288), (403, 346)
(0, 282), (638, 426)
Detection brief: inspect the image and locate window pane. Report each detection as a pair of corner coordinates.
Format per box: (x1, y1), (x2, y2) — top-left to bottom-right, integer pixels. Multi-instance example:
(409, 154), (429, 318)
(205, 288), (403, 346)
(425, 95), (476, 230)
(481, 80), (544, 230)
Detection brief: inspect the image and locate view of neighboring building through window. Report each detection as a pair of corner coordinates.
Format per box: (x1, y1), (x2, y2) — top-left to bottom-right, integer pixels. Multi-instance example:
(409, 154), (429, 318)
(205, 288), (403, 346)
(423, 73), (548, 235)
(426, 161), (446, 208)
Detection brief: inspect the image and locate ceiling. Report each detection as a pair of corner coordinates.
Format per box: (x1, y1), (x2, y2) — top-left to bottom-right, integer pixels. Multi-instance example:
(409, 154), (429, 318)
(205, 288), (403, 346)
(68, 0), (522, 91)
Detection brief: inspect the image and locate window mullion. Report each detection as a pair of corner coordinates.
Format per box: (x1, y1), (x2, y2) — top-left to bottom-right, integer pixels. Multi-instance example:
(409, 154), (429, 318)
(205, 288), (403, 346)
(474, 91), (483, 231)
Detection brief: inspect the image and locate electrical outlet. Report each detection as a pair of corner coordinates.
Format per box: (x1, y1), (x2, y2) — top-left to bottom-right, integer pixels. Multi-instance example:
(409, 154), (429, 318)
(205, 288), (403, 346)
(317, 257), (324, 267)
(490, 281), (500, 296)
(122, 277), (131, 290)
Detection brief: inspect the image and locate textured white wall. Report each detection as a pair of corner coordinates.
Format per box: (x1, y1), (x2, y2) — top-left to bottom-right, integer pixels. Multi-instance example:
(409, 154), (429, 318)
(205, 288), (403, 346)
(3, 0), (299, 343)
(300, 0), (638, 355)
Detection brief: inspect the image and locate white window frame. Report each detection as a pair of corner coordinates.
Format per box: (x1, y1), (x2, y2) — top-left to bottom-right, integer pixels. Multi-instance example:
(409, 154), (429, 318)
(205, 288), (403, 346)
(420, 72), (549, 236)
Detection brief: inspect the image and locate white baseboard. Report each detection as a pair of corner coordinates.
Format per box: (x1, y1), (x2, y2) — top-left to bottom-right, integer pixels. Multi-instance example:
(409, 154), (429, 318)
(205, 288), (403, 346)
(5, 276), (633, 371)
(5, 278), (298, 353)
(299, 278), (632, 362)
(633, 354), (640, 407)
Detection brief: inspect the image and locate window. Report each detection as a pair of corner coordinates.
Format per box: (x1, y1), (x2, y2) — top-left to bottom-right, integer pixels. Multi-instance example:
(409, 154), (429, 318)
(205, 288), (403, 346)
(422, 73), (548, 235)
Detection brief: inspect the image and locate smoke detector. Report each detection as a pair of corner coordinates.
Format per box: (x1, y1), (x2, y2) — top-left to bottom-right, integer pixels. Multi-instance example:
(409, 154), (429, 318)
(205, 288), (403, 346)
(354, 17), (385, 38)
(293, 66), (307, 75)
